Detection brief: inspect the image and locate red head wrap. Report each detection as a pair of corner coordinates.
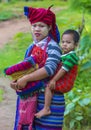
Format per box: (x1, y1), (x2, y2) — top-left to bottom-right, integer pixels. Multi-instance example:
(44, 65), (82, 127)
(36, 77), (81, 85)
(24, 6), (60, 43)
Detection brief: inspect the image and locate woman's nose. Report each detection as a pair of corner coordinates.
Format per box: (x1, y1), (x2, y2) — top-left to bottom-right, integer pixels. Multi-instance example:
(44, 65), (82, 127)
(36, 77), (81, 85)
(35, 26), (40, 31)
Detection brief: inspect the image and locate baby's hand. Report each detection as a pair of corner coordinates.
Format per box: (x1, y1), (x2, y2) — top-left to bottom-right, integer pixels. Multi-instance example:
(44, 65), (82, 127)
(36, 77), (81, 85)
(48, 80), (56, 90)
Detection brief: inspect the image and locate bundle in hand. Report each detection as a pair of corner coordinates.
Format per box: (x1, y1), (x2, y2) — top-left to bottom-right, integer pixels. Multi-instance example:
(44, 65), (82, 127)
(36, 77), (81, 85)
(4, 56), (44, 98)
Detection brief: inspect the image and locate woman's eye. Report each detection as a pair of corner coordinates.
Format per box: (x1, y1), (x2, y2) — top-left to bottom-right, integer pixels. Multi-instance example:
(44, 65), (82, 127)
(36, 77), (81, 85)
(39, 25), (44, 28)
(32, 25), (36, 27)
(32, 24), (37, 27)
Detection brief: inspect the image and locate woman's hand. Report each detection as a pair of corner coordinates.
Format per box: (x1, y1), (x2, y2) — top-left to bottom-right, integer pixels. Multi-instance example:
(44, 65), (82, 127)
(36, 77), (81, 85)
(10, 75), (28, 90)
(10, 80), (19, 91)
(16, 75), (28, 89)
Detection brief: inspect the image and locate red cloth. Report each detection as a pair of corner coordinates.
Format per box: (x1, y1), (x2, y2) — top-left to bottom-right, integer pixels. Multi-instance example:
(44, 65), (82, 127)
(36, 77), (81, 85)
(27, 6), (57, 42)
(31, 45), (47, 68)
(55, 64), (78, 93)
(17, 95), (37, 130)
(5, 45), (47, 75)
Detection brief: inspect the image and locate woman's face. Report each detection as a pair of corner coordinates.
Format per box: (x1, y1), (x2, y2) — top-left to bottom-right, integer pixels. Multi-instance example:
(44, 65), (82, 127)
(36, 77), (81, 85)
(31, 22), (51, 42)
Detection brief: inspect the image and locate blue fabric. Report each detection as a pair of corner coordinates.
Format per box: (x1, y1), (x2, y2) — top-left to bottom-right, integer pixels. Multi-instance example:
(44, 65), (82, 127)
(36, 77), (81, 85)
(22, 125), (29, 130)
(24, 6), (29, 17)
(24, 44), (34, 59)
(14, 38), (63, 130)
(14, 96), (20, 130)
(14, 92), (65, 130)
(49, 24), (60, 44)
(33, 92), (65, 130)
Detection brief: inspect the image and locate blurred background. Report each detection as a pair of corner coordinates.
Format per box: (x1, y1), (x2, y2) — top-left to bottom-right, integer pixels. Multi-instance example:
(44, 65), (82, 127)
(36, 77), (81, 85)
(0, 0), (91, 130)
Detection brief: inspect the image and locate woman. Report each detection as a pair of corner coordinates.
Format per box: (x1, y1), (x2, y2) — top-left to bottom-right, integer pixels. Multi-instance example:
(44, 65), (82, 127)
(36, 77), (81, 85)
(11, 6), (65, 130)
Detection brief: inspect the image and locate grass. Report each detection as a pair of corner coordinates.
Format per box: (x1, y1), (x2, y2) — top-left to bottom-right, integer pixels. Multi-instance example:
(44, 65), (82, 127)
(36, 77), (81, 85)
(0, 32), (32, 75)
(0, 89), (4, 102)
(63, 126), (91, 130)
(0, 0), (67, 21)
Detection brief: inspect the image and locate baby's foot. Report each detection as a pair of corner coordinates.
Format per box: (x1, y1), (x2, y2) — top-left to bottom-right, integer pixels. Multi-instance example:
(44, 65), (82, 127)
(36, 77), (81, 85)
(35, 108), (51, 118)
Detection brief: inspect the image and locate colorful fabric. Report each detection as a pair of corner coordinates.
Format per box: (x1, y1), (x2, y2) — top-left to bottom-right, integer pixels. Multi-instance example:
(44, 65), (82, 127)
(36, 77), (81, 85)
(14, 37), (62, 130)
(55, 64), (78, 93)
(53, 51), (79, 93)
(5, 57), (35, 75)
(5, 44), (47, 76)
(24, 6), (60, 43)
(17, 95), (37, 130)
(61, 51), (79, 71)
(25, 38), (61, 76)
(5, 43), (48, 97)
(33, 92), (65, 130)
(31, 45), (48, 68)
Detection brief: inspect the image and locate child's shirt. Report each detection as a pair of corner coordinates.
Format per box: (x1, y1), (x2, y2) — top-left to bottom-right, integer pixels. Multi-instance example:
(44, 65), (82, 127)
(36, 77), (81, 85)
(61, 51), (79, 72)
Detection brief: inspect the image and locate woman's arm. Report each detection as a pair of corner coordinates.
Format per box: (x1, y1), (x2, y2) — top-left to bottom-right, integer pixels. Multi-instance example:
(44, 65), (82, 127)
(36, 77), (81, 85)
(10, 40), (62, 90)
(16, 67), (48, 89)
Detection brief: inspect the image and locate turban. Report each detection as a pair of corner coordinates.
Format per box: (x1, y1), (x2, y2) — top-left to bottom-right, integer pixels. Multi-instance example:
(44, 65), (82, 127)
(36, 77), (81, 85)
(24, 6), (60, 43)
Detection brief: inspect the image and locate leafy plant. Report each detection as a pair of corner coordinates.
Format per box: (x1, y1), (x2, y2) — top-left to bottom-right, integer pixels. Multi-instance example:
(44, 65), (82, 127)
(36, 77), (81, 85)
(64, 32), (91, 129)
(0, 32), (32, 75)
(0, 10), (19, 21)
(69, 0), (91, 12)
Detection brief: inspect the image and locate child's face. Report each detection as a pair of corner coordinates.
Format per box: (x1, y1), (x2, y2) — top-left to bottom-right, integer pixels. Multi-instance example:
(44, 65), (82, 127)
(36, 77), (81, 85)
(31, 22), (50, 42)
(61, 34), (76, 54)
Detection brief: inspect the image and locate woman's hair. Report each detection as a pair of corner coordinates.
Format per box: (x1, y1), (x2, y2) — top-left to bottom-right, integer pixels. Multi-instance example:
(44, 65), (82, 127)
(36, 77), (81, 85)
(62, 29), (80, 44)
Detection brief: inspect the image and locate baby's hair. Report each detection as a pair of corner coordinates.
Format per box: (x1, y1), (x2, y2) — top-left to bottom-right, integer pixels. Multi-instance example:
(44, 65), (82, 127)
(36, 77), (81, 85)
(62, 29), (80, 45)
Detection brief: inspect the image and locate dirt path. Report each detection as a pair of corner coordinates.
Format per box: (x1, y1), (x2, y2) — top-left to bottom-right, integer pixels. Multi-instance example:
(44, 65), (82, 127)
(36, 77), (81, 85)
(0, 77), (16, 130)
(0, 18), (30, 130)
(0, 18), (30, 48)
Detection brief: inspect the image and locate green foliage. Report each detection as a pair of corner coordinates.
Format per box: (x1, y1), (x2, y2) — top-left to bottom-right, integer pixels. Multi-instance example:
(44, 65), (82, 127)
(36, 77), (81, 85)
(0, 10), (17, 20)
(0, 89), (4, 102)
(78, 34), (91, 71)
(0, 0), (67, 21)
(64, 31), (91, 129)
(0, 32), (32, 75)
(69, 0), (91, 12)
(64, 89), (91, 129)
(0, 2), (23, 21)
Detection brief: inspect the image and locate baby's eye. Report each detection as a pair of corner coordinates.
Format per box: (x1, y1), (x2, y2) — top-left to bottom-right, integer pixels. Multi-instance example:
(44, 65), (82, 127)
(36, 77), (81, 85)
(62, 41), (71, 44)
(62, 40), (65, 43)
(67, 41), (71, 44)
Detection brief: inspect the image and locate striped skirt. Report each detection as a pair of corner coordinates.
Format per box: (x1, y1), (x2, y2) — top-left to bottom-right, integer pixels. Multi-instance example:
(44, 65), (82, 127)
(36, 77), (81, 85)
(14, 91), (65, 130)
(33, 91), (65, 130)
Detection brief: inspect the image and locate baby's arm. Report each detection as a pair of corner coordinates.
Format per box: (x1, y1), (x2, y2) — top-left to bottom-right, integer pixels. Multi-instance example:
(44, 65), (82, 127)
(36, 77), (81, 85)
(48, 68), (66, 90)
